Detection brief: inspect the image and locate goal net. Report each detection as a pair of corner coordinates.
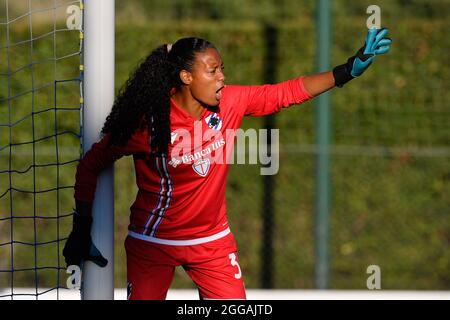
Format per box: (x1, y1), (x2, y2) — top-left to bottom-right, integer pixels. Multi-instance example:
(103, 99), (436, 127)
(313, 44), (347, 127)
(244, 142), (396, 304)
(0, 0), (83, 299)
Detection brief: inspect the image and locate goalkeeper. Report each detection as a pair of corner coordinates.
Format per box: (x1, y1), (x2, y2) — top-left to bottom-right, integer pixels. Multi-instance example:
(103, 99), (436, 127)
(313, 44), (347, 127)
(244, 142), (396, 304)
(63, 27), (391, 299)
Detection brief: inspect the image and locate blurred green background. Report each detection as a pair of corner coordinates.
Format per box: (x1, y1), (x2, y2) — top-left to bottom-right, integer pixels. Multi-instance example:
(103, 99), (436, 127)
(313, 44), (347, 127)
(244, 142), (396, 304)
(0, 0), (449, 294)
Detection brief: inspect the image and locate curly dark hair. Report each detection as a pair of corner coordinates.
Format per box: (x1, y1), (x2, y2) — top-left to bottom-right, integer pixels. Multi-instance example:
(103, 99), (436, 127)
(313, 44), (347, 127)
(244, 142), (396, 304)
(101, 37), (215, 154)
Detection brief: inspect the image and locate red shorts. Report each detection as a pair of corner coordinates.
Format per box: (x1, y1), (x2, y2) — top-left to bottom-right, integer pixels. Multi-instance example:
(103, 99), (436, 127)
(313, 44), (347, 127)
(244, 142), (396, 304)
(125, 232), (246, 300)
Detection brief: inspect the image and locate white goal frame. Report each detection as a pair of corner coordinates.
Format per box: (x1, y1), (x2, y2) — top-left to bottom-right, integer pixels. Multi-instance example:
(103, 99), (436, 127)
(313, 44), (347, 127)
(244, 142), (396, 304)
(81, 0), (115, 300)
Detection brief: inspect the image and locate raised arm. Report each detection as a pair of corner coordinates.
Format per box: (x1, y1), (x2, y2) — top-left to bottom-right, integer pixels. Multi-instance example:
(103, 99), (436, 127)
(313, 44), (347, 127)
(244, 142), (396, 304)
(304, 27), (392, 97)
(230, 28), (391, 118)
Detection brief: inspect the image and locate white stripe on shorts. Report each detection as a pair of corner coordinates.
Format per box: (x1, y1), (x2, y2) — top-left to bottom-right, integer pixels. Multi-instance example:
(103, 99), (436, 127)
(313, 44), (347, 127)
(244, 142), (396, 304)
(128, 227), (230, 246)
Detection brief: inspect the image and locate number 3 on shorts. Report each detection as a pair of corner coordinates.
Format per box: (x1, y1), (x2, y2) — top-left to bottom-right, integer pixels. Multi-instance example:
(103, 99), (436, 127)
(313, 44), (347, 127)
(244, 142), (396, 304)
(228, 253), (242, 279)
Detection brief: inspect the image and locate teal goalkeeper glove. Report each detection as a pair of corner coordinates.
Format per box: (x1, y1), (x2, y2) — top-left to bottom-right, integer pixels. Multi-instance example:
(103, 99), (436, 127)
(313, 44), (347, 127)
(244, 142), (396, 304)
(333, 27), (392, 87)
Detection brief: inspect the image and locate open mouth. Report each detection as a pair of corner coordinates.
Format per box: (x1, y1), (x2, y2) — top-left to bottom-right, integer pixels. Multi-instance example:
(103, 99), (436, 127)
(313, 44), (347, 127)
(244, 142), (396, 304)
(215, 86), (224, 100)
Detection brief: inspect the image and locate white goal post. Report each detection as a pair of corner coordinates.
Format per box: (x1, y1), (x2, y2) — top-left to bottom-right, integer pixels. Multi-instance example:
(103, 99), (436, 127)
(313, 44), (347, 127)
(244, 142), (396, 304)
(81, 0), (115, 300)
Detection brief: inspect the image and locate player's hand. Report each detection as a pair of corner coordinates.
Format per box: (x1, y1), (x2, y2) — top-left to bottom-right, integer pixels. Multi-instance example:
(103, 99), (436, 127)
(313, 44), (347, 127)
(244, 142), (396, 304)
(333, 27), (392, 87)
(350, 27), (392, 77)
(63, 203), (108, 268)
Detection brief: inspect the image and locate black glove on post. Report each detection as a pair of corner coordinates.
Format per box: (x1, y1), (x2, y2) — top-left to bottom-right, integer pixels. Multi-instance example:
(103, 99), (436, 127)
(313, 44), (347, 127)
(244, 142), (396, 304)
(63, 201), (108, 268)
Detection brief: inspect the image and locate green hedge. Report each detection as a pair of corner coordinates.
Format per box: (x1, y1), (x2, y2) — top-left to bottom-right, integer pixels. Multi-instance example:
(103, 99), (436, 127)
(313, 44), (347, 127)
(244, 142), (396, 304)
(1, 13), (448, 290)
(112, 19), (449, 289)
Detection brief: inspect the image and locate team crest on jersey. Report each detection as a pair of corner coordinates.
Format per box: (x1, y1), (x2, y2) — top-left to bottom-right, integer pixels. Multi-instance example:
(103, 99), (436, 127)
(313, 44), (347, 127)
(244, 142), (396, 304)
(205, 113), (222, 130)
(192, 158), (210, 177)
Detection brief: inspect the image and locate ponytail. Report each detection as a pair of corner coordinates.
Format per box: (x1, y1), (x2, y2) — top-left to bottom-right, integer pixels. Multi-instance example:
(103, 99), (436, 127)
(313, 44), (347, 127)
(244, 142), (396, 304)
(102, 44), (173, 153)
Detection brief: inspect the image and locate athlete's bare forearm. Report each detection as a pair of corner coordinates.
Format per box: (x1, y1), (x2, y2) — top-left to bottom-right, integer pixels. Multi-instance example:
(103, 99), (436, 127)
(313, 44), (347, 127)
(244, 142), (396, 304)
(302, 71), (335, 97)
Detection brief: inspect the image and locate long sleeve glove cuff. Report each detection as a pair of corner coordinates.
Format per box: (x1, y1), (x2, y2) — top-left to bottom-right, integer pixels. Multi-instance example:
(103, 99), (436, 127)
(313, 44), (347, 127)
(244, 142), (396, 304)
(333, 61), (354, 88)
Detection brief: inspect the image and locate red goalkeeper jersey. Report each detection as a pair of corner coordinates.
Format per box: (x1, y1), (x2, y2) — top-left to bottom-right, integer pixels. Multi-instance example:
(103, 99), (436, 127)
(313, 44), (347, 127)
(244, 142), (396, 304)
(74, 77), (312, 244)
